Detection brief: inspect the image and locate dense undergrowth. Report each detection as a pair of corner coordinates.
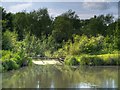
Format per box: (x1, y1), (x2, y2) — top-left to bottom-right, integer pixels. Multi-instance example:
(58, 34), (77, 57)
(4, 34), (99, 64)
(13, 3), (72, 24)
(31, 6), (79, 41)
(0, 31), (32, 72)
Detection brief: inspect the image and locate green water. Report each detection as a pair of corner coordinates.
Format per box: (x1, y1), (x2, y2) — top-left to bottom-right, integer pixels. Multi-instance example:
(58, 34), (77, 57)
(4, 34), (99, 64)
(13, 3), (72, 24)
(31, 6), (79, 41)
(2, 65), (118, 88)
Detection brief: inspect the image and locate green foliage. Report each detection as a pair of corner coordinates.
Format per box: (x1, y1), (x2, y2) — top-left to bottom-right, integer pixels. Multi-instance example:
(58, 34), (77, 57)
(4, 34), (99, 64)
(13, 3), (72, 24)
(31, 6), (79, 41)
(115, 19), (120, 50)
(1, 50), (18, 71)
(22, 33), (41, 57)
(64, 56), (79, 65)
(2, 30), (18, 50)
(28, 8), (52, 38)
(12, 8), (52, 40)
(13, 12), (29, 40)
(1, 6), (120, 69)
(22, 33), (60, 57)
(1, 50), (32, 72)
(52, 16), (73, 43)
(53, 33), (119, 59)
(97, 54), (120, 65)
(81, 14), (113, 36)
(65, 54), (120, 66)
(2, 59), (19, 71)
(52, 10), (81, 43)
(79, 55), (104, 65)
(56, 35), (105, 56)
(1, 7), (13, 32)
(76, 35), (104, 54)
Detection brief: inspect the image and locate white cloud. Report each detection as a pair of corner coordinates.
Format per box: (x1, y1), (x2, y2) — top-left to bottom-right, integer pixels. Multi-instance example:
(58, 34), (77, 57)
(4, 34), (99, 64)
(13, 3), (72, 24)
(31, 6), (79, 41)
(83, 2), (109, 10)
(78, 14), (94, 19)
(83, 0), (119, 10)
(8, 3), (32, 13)
(48, 8), (66, 17)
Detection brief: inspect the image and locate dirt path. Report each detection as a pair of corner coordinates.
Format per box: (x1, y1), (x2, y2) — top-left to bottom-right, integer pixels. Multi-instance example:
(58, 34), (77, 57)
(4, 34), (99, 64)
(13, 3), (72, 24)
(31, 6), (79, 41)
(32, 60), (63, 65)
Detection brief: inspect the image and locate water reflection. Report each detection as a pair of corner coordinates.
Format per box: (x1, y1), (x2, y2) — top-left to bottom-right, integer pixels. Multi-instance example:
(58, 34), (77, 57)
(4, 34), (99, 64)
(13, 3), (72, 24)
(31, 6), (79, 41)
(2, 65), (118, 88)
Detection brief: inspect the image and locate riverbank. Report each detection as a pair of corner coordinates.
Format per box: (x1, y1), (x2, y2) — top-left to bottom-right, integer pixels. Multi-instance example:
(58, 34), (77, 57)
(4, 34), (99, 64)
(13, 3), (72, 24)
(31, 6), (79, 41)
(1, 50), (119, 72)
(32, 53), (120, 66)
(64, 54), (120, 66)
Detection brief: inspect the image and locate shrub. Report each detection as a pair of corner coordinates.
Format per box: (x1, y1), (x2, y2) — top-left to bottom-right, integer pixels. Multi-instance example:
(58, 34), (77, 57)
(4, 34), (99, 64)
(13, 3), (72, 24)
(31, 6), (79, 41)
(1, 50), (32, 72)
(79, 55), (91, 65)
(2, 59), (19, 71)
(2, 30), (18, 50)
(58, 35), (106, 56)
(89, 56), (104, 66)
(64, 56), (79, 65)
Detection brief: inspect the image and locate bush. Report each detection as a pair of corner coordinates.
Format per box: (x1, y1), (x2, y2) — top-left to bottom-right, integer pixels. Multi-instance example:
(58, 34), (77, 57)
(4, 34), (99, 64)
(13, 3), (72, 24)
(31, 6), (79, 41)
(58, 35), (106, 56)
(79, 55), (90, 65)
(2, 30), (18, 50)
(64, 56), (79, 65)
(55, 34), (119, 56)
(2, 59), (19, 71)
(92, 57), (104, 65)
(1, 50), (32, 72)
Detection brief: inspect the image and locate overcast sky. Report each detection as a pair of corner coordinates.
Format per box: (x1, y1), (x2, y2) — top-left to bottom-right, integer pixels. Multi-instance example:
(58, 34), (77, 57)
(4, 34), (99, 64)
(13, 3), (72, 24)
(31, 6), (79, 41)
(1, 0), (119, 19)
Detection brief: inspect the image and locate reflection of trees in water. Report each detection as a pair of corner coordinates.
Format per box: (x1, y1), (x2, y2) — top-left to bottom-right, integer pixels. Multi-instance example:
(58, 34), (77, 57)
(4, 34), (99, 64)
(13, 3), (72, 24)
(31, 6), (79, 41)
(2, 66), (37, 88)
(2, 65), (118, 88)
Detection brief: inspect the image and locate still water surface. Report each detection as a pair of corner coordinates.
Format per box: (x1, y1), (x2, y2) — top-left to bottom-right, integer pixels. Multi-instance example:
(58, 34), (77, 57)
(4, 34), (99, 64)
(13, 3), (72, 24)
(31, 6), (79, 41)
(2, 65), (118, 88)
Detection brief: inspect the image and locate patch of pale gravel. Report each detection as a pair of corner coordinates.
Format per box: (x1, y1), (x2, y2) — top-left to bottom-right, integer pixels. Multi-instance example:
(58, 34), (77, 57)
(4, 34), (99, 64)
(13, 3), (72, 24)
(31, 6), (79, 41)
(32, 60), (61, 65)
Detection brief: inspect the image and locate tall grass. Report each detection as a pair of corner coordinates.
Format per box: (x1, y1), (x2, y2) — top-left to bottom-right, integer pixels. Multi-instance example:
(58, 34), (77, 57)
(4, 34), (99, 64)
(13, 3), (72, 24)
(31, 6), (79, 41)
(64, 54), (120, 66)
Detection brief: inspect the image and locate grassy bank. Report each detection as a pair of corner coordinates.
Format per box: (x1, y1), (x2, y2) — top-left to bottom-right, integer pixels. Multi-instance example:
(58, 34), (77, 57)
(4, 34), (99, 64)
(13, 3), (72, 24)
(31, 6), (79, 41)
(64, 54), (120, 66)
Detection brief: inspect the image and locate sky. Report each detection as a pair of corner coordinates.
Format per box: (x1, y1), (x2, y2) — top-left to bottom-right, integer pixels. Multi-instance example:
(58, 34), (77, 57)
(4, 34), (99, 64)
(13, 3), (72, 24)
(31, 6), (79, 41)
(1, 0), (119, 19)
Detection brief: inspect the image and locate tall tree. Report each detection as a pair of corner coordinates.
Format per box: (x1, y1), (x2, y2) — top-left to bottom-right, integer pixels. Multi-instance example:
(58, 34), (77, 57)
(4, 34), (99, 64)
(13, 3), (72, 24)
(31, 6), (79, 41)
(13, 12), (29, 40)
(52, 10), (81, 43)
(61, 10), (81, 35)
(81, 14), (114, 36)
(0, 7), (13, 32)
(28, 8), (52, 38)
(52, 16), (73, 43)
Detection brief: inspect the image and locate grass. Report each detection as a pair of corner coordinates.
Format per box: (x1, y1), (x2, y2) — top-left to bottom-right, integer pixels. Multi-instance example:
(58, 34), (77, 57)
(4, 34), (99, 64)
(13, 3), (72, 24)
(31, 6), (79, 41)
(64, 54), (120, 66)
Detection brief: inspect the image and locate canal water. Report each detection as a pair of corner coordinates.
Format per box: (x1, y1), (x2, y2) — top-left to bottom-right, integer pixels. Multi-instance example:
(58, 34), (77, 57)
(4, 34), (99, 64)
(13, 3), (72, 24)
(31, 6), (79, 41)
(2, 65), (118, 88)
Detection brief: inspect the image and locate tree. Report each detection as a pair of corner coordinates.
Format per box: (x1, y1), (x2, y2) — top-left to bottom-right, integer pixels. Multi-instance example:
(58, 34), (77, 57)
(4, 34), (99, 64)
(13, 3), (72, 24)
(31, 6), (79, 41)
(28, 8), (52, 38)
(0, 7), (13, 32)
(52, 16), (73, 43)
(52, 10), (81, 43)
(13, 12), (29, 40)
(61, 10), (81, 35)
(115, 19), (120, 50)
(81, 14), (114, 36)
